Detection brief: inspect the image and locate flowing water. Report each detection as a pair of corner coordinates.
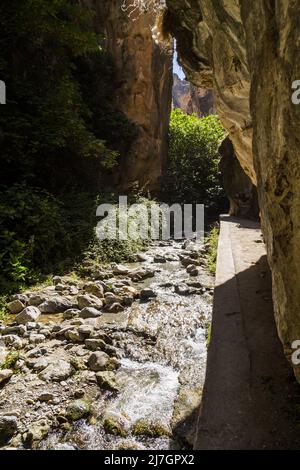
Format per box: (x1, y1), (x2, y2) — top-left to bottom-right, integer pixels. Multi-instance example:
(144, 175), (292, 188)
(40, 239), (214, 450)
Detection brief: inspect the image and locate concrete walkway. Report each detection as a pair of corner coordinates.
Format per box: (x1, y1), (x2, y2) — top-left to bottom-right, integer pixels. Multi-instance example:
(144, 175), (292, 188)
(195, 215), (300, 449)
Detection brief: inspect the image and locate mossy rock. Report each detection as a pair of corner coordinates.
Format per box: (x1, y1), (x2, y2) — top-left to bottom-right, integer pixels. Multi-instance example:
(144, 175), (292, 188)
(66, 399), (91, 421)
(132, 419), (171, 438)
(103, 412), (130, 437)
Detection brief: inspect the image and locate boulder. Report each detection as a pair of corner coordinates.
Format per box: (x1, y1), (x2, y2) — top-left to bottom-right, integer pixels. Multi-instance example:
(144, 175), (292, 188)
(79, 307), (102, 319)
(0, 369), (13, 384)
(87, 351), (110, 372)
(39, 297), (73, 313)
(7, 300), (24, 315)
(66, 400), (91, 421)
(15, 306), (41, 324)
(0, 415), (18, 445)
(39, 359), (75, 382)
(77, 294), (103, 310)
(96, 371), (119, 392)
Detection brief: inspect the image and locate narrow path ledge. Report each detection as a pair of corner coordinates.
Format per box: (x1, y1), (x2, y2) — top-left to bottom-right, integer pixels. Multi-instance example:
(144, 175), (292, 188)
(195, 215), (300, 450)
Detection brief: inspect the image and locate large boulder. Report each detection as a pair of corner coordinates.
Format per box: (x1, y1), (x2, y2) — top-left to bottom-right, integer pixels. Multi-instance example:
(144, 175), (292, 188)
(39, 297), (74, 313)
(15, 306), (41, 324)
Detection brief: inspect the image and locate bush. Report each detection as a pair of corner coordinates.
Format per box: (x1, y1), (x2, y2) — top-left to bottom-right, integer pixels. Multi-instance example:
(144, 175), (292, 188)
(164, 109), (226, 211)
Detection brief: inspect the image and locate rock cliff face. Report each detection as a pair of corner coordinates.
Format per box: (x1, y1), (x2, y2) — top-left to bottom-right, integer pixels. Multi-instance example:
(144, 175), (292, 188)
(100, 1), (173, 193)
(173, 73), (215, 117)
(219, 137), (258, 218)
(166, 0), (300, 381)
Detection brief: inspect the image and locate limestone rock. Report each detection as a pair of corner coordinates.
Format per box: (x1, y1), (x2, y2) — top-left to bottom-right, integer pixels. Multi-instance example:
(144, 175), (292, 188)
(15, 306), (41, 324)
(7, 300), (24, 314)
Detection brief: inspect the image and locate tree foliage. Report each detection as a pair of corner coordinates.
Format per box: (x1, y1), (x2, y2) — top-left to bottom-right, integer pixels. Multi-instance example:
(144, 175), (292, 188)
(164, 109), (226, 210)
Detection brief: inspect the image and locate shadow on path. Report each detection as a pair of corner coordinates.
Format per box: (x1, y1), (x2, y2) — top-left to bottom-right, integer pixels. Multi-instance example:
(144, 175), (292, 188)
(193, 216), (300, 449)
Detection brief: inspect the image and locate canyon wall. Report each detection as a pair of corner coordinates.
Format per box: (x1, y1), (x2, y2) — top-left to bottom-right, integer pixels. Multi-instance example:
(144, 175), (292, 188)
(94, 1), (173, 193)
(173, 73), (215, 117)
(166, 1), (300, 381)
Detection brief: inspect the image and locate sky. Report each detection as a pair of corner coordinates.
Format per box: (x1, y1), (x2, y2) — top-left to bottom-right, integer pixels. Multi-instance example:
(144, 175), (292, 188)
(173, 48), (185, 80)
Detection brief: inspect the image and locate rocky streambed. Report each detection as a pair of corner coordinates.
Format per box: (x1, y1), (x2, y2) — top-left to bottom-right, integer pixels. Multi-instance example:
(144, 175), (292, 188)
(0, 239), (214, 450)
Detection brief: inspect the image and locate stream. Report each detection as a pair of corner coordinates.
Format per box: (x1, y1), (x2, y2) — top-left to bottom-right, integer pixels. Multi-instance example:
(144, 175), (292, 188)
(0, 239), (214, 450)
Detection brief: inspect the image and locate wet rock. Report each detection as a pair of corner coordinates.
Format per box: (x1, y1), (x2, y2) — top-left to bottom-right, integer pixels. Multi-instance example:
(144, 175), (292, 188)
(140, 288), (157, 301)
(39, 360), (75, 382)
(130, 267), (155, 282)
(103, 411), (130, 437)
(132, 418), (171, 438)
(39, 297), (73, 313)
(79, 307), (102, 319)
(87, 351), (110, 372)
(175, 284), (193, 296)
(28, 295), (45, 307)
(153, 255), (167, 263)
(78, 294), (103, 310)
(23, 420), (50, 449)
(137, 253), (149, 262)
(0, 369), (13, 384)
(187, 265), (199, 276)
(66, 399), (91, 421)
(96, 371), (119, 391)
(15, 306), (41, 324)
(181, 256), (199, 268)
(107, 303), (124, 313)
(7, 300), (25, 315)
(0, 415), (18, 445)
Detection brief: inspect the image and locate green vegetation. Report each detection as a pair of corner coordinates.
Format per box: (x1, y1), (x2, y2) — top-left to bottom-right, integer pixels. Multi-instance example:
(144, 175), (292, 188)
(205, 226), (219, 275)
(0, 351), (19, 370)
(0, 1), (137, 294)
(164, 109), (226, 210)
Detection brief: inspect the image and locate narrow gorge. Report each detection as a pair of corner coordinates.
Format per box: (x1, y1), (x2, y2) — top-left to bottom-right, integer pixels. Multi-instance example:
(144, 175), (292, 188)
(1, 0), (300, 454)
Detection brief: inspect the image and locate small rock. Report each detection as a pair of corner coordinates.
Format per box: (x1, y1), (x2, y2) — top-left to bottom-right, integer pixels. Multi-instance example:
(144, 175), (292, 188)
(0, 369), (13, 384)
(26, 357), (49, 372)
(96, 371), (119, 391)
(29, 333), (46, 345)
(140, 288), (157, 301)
(39, 360), (75, 382)
(107, 302), (124, 313)
(63, 309), (80, 320)
(84, 338), (106, 351)
(112, 264), (130, 275)
(0, 415), (18, 445)
(23, 420), (50, 449)
(78, 294), (103, 310)
(15, 306), (41, 324)
(66, 400), (90, 421)
(38, 392), (55, 402)
(153, 255), (166, 263)
(79, 307), (102, 319)
(87, 351), (110, 372)
(28, 295), (45, 307)
(7, 300), (25, 315)
(84, 282), (104, 299)
(10, 294), (28, 304)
